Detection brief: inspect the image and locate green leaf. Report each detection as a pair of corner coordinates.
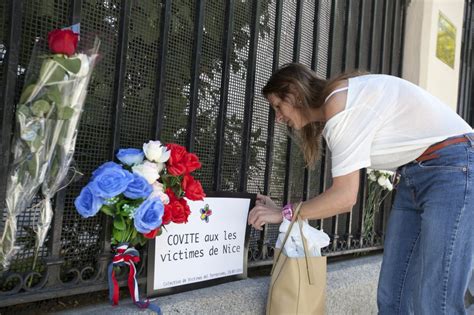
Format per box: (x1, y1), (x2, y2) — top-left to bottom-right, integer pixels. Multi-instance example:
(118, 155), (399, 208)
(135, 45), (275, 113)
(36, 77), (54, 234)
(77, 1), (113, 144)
(19, 84), (38, 104)
(113, 215), (126, 231)
(31, 135), (44, 152)
(53, 55), (81, 74)
(39, 59), (67, 83)
(46, 88), (62, 106)
(129, 198), (144, 207)
(17, 104), (31, 117)
(131, 228), (138, 241)
(57, 106), (74, 120)
(27, 156), (39, 178)
(48, 154), (60, 179)
(31, 100), (51, 117)
(115, 200), (128, 214)
(100, 205), (115, 216)
(112, 228), (127, 243)
(137, 233), (148, 246)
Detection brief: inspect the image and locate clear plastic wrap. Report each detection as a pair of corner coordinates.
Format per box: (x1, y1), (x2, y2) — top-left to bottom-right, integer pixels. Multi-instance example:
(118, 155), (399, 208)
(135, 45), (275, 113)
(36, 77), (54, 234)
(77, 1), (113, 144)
(0, 27), (100, 269)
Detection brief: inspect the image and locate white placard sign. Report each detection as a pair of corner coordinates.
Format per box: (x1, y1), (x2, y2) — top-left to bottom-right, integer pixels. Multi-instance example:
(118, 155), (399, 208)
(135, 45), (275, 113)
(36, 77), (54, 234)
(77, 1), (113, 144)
(151, 195), (252, 291)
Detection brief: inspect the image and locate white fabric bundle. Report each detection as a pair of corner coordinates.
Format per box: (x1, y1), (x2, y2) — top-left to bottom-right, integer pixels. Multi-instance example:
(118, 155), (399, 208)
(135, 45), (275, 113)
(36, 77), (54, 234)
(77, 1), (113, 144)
(275, 219), (330, 257)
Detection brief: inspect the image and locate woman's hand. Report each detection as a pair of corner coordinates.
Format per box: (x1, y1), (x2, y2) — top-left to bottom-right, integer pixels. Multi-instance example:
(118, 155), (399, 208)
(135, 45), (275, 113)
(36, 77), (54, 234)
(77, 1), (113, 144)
(248, 193), (283, 230)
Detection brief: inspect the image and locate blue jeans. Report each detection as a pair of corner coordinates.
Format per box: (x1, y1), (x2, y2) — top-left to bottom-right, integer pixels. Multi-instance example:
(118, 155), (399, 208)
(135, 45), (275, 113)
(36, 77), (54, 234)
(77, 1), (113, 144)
(377, 134), (474, 314)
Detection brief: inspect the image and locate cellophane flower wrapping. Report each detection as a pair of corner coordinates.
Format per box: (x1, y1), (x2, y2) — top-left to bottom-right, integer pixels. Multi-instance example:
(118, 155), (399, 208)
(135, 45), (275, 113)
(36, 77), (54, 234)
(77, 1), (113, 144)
(0, 29), (100, 269)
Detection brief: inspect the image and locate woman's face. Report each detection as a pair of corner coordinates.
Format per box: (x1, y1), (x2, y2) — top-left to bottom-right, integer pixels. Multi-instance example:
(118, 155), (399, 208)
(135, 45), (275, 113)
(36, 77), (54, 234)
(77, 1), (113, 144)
(267, 93), (306, 130)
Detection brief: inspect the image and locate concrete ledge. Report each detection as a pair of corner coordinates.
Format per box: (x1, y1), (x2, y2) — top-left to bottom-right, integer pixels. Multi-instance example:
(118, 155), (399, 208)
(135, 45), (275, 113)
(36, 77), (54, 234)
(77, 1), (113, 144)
(55, 254), (382, 315)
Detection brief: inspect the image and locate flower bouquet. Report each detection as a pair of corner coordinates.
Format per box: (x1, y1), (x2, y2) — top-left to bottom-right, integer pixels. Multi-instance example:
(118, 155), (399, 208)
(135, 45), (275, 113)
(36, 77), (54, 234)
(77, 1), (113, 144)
(74, 140), (205, 308)
(362, 169), (399, 240)
(0, 26), (100, 269)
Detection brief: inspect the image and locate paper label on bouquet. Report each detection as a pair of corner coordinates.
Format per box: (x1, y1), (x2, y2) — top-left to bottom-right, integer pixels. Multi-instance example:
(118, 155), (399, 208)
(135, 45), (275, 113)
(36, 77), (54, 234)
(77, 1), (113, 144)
(63, 23), (80, 35)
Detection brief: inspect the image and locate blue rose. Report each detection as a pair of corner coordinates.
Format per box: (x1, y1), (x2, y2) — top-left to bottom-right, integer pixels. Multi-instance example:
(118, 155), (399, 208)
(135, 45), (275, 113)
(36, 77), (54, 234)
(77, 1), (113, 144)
(75, 185), (104, 218)
(116, 148), (144, 166)
(124, 173), (152, 199)
(89, 167), (134, 198)
(134, 197), (164, 233)
(92, 161), (123, 179)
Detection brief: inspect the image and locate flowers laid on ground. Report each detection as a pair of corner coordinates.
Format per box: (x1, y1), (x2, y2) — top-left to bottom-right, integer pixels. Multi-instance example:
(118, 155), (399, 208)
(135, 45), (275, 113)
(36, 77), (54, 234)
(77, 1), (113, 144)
(74, 140), (205, 246)
(362, 169), (399, 240)
(0, 26), (100, 269)
(75, 140), (205, 310)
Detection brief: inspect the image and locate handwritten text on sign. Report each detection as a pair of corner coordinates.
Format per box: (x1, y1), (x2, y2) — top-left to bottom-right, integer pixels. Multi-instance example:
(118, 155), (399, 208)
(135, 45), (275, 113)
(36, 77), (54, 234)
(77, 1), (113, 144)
(153, 197), (250, 290)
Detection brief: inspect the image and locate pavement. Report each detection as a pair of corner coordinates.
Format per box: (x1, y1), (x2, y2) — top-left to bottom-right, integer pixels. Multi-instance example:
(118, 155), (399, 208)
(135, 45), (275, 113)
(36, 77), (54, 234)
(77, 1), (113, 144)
(53, 254), (383, 315)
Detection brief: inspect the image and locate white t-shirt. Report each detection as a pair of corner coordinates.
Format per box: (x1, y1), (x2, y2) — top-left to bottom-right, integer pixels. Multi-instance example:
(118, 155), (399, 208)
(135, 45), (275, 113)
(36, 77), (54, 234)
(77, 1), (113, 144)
(322, 74), (473, 177)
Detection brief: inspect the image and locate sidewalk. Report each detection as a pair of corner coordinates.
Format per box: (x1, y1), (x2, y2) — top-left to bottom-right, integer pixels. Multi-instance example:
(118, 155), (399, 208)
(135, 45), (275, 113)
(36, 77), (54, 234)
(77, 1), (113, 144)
(54, 254), (383, 315)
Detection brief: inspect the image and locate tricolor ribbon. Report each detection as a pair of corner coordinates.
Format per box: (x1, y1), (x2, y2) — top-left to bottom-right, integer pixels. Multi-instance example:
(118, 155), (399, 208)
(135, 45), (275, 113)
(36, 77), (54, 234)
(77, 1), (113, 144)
(108, 243), (161, 314)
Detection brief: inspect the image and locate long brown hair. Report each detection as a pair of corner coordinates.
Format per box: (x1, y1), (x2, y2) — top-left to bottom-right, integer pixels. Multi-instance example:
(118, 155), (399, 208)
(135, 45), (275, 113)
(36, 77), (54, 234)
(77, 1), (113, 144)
(262, 63), (365, 168)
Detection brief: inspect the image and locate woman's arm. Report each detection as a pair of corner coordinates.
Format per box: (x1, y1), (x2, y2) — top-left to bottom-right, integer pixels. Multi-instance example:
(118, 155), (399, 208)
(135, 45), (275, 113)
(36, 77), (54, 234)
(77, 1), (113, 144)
(247, 170), (360, 229)
(299, 170), (360, 220)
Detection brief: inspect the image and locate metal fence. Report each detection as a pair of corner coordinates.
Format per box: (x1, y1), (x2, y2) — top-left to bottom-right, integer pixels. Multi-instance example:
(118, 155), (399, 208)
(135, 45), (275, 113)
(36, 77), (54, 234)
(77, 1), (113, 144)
(0, 0), (407, 307)
(459, 0), (473, 125)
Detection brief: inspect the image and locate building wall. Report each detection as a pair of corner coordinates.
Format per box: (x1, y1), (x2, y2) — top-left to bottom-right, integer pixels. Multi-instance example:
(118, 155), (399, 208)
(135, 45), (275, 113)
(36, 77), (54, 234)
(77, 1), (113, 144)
(403, 0), (465, 111)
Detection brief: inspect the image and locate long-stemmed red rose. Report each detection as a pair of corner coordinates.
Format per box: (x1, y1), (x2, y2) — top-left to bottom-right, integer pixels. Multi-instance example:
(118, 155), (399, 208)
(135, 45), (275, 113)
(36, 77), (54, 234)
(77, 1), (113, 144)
(48, 29), (79, 56)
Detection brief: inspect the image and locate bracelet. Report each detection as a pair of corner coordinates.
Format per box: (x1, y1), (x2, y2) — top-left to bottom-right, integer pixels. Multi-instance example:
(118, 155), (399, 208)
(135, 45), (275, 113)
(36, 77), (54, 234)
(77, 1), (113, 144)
(282, 203), (294, 221)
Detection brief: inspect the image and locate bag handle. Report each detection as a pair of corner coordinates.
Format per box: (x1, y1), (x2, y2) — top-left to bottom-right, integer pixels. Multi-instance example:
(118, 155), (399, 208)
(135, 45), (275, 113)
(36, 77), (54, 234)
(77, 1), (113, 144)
(297, 218), (315, 284)
(270, 202), (315, 284)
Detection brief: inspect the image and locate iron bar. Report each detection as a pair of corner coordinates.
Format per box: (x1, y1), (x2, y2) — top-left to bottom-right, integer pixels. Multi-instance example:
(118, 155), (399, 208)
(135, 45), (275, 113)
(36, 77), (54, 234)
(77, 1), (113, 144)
(262, 0), (282, 196)
(370, 0), (384, 72)
(381, 0), (394, 74)
(213, 0), (235, 191)
(0, 0), (23, 237)
(379, 0), (391, 74)
(398, 0), (408, 77)
(282, 1), (303, 204)
(239, 0), (261, 192)
(458, 0), (472, 121)
(152, 0), (172, 140)
(99, 0), (132, 269)
(44, 0), (85, 288)
(390, 0), (402, 75)
(70, 0), (82, 25)
(186, 0), (205, 153)
(260, 0), (283, 260)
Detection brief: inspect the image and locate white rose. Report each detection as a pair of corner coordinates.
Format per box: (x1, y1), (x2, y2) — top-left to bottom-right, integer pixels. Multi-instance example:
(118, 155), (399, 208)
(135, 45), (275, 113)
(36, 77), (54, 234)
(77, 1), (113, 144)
(132, 161), (160, 184)
(385, 182), (393, 191)
(377, 176), (388, 187)
(156, 162), (165, 173)
(143, 140), (171, 163)
(381, 170), (395, 177)
(151, 182), (169, 205)
(368, 172), (377, 182)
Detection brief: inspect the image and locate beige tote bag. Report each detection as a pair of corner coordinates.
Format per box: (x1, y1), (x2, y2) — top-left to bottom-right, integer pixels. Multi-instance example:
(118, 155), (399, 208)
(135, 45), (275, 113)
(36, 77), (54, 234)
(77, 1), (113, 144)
(266, 203), (326, 315)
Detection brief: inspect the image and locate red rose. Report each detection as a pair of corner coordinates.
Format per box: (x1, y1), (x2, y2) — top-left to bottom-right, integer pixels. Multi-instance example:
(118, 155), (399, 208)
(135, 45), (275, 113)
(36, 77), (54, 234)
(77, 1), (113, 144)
(165, 199), (191, 224)
(182, 174), (205, 201)
(166, 143), (188, 176)
(168, 163), (187, 176)
(144, 228), (160, 239)
(161, 207), (172, 225)
(165, 188), (177, 201)
(48, 29), (79, 56)
(184, 153), (201, 173)
(167, 143), (187, 165)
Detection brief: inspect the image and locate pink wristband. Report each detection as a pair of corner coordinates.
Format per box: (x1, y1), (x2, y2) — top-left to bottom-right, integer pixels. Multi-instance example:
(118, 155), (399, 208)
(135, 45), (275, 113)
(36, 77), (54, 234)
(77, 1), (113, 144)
(282, 203), (293, 221)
